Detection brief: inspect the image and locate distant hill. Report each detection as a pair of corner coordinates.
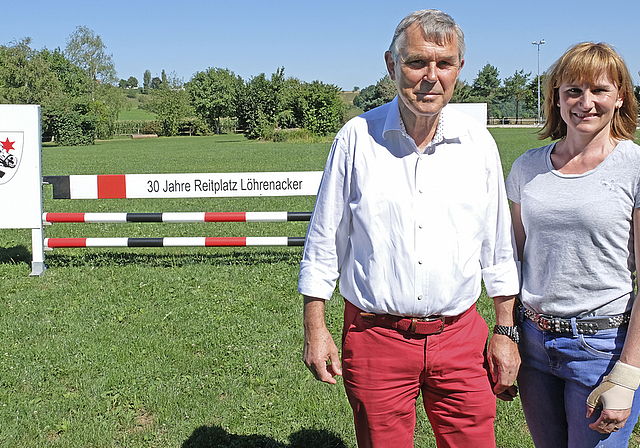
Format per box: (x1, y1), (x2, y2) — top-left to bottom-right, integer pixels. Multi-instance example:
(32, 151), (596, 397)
(340, 91), (359, 105)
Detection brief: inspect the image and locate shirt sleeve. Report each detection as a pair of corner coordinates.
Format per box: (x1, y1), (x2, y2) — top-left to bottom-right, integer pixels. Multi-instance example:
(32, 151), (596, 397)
(505, 157), (522, 205)
(298, 133), (353, 300)
(480, 141), (520, 298)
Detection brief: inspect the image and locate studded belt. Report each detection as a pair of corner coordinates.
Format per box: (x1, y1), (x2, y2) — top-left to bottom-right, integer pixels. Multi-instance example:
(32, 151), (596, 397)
(521, 306), (630, 335)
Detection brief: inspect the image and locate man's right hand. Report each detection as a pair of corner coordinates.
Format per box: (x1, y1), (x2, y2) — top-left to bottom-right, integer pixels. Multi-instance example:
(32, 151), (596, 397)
(303, 296), (342, 384)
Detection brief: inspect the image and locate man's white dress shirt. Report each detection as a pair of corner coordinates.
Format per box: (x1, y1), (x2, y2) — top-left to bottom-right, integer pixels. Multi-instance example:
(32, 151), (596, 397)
(298, 97), (519, 317)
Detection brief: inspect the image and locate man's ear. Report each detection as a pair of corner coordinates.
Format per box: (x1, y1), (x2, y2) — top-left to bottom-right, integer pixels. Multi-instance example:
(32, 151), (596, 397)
(385, 51), (397, 81)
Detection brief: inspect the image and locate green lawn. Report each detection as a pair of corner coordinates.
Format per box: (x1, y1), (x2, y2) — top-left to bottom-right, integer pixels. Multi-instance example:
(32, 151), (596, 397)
(0, 130), (637, 447)
(118, 108), (156, 121)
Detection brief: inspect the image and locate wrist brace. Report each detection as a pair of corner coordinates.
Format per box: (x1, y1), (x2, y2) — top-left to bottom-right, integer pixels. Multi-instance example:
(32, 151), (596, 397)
(587, 361), (640, 410)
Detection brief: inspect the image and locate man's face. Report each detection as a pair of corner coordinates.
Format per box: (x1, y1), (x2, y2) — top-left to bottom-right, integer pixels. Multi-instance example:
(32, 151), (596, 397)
(385, 23), (464, 121)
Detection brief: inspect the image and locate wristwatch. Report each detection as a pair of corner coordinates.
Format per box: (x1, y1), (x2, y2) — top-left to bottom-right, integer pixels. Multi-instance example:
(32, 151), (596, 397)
(493, 325), (520, 343)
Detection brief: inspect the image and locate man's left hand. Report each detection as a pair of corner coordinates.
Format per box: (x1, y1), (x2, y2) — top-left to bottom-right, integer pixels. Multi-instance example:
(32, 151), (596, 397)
(487, 334), (521, 401)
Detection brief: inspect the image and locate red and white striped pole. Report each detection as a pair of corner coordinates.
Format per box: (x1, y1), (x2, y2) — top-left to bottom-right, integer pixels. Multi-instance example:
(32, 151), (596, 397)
(45, 237), (305, 249)
(43, 211), (312, 224)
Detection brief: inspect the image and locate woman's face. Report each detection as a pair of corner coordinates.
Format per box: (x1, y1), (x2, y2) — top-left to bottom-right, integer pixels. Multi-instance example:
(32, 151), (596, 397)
(557, 72), (624, 139)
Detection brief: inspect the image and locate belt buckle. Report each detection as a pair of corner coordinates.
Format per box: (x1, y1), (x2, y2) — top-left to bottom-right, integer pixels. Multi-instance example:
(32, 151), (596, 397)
(411, 316), (445, 335)
(537, 315), (553, 332)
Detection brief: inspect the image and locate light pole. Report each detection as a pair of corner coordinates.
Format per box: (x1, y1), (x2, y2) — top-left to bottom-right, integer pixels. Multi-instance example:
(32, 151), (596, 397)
(532, 40), (545, 125)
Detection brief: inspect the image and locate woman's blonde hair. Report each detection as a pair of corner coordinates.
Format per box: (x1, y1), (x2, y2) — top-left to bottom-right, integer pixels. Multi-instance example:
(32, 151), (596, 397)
(539, 42), (638, 141)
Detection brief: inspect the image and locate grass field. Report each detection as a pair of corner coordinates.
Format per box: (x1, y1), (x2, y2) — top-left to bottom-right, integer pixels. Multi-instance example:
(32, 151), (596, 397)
(118, 108), (156, 121)
(0, 129), (638, 447)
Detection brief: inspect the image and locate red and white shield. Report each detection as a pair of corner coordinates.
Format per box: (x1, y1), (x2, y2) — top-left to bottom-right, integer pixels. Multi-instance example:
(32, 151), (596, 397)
(0, 132), (24, 185)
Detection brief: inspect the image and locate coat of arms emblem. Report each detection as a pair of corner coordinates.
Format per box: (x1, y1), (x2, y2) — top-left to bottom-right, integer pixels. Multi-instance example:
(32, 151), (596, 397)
(0, 132), (24, 184)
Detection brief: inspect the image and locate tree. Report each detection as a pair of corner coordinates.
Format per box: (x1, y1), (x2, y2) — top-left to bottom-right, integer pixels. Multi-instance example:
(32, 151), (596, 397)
(143, 70), (151, 90)
(471, 64), (501, 99)
(0, 38), (97, 145)
(148, 88), (192, 136)
(451, 79), (472, 103)
(500, 70), (533, 124)
(236, 68), (292, 139)
(92, 83), (128, 138)
(186, 67), (243, 134)
(150, 77), (162, 90)
(0, 38), (61, 106)
(295, 81), (345, 136)
(64, 26), (117, 85)
(118, 76), (139, 89)
(237, 73), (277, 139)
(39, 47), (91, 99)
(353, 75), (396, 111)
(525, 74), (545, 121)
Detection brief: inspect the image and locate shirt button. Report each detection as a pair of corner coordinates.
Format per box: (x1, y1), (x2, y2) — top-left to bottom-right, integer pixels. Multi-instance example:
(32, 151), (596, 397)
(417, 295), (423, 300)
(418, 260), (423, 264)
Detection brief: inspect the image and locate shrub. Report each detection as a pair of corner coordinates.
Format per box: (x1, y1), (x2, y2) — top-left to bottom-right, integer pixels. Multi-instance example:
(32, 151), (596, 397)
(48, 110), (96, 146)
(114, 120), (153, 136)
(272, 128), (315, 142)
(141, 121), (161, 135)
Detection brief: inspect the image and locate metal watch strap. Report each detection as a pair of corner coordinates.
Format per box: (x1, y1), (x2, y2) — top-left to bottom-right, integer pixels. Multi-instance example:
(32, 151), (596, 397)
(493, 325), (520, 343)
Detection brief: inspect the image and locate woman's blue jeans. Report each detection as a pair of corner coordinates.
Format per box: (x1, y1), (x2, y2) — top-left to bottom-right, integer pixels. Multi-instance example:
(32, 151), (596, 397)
(518, 315), (640, 448)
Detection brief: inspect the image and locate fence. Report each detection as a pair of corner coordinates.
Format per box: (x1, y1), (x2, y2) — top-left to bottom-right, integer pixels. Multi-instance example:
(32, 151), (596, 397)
(487, 117), (543, 126)
(41, 172), (322, 255)
(42, 211), (311, 249)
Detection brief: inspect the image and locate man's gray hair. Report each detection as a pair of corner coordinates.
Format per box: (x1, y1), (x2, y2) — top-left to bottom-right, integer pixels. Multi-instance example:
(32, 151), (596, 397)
(388, 9), (465, 62)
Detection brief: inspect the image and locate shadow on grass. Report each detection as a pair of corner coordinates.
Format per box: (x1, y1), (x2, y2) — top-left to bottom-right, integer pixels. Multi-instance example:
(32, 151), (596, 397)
(42, 248), (303, 269)
(0, 245), (31, 265)
(181, 426), (348, 448)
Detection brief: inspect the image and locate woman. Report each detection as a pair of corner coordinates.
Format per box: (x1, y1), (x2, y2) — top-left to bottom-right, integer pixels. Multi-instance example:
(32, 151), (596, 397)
(506, 42), (640, 447)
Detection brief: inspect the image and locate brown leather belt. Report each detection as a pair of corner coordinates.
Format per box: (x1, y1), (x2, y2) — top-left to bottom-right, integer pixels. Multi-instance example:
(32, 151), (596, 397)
(358, 304), (474, 335)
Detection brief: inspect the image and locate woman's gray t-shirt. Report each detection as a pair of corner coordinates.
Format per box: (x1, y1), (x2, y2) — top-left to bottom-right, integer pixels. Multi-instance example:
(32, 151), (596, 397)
(506, 140), (640, 317)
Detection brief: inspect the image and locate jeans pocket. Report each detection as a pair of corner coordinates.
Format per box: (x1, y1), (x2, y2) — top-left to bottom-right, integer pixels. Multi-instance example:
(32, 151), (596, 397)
(578, 328), (625, 359)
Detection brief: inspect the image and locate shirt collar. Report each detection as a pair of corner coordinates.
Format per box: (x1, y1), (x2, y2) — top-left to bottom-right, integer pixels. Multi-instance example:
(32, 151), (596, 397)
(382, 96), (448, 149)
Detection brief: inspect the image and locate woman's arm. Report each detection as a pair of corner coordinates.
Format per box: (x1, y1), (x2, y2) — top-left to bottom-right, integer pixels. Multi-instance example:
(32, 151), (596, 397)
(510, 202), (525, 262)
(587, 208), (640, 433)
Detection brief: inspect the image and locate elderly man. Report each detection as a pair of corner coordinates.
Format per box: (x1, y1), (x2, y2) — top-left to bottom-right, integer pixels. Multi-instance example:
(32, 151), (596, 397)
(299, 9), (520, 448)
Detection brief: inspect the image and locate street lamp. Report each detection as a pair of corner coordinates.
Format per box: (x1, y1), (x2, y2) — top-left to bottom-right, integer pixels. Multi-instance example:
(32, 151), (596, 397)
(532, 40), (545, 125)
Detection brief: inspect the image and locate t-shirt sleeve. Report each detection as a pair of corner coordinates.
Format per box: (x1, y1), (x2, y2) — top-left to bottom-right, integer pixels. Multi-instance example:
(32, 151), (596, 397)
(505, 157), (522, 204)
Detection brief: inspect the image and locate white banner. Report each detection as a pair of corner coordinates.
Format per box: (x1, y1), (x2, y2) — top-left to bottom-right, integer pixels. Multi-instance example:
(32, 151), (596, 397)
(67, 171), (324, 199)
(128, 171), (323, 198)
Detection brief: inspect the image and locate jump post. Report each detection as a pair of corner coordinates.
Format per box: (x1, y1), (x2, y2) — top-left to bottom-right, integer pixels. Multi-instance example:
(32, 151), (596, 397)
(0, 105), (45, 276)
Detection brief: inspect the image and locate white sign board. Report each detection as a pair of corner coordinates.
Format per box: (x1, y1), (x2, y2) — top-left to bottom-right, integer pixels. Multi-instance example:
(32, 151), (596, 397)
(0, 105), (45, 276)
(133, 171), (323, 198)
(448, 103), (487, 127)
(64, 171), (323, 199)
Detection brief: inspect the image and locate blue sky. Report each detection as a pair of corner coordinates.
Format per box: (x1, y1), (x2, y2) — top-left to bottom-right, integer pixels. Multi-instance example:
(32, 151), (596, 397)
(4, 0), (640, 90)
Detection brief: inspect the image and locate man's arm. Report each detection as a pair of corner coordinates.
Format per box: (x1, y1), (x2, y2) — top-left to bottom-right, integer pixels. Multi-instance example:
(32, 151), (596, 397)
(487, 294), (520, 400)
(482, 151), (522, 400)
(303, 295), (342, 384)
